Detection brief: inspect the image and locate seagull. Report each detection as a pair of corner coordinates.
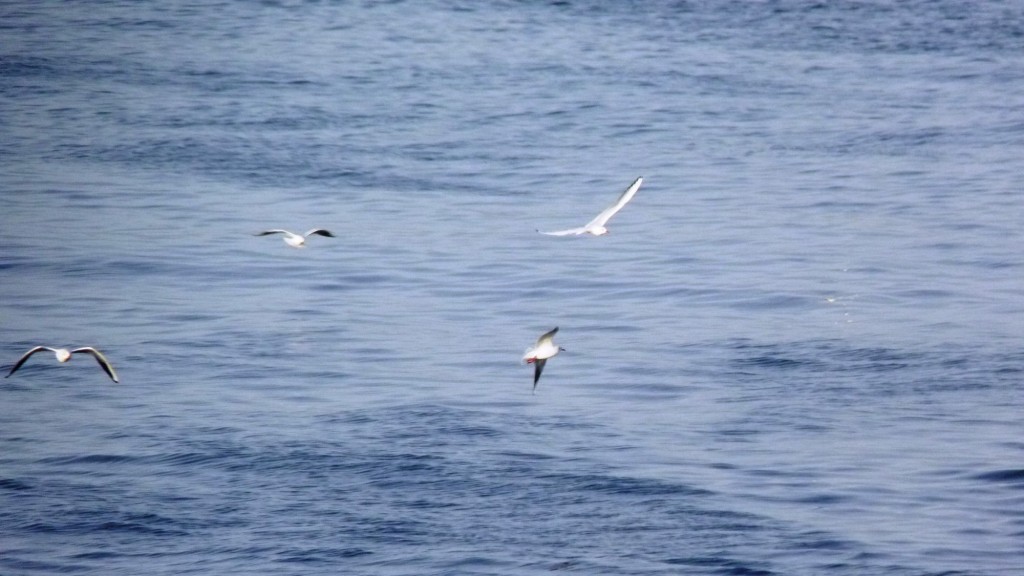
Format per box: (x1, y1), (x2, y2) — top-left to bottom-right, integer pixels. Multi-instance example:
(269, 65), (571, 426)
(5, 346), (119, 383)
(522, 327), (564, 393)
(254, 228), (335, 248)
(539, 176), (643, 236)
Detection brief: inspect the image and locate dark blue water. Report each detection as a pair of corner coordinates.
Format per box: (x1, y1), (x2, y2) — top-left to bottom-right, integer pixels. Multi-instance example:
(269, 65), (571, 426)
(2, 1), (1023, 574)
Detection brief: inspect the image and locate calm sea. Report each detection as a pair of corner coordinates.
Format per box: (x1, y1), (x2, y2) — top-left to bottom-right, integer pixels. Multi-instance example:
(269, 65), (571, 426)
(2, 1), (1022, 574)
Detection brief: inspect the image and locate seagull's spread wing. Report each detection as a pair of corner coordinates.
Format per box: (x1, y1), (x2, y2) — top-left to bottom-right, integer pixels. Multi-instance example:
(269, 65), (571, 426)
(254, 230), (290, 237)
(533, 358), (547, 390)
(585, 176), (643, 228)
(539, 227), (587, 236)
(5, 346), (52, 378)
(72, 347), (119, 383)
(537, 326), (559, 346)
(304, 229), (335, 238)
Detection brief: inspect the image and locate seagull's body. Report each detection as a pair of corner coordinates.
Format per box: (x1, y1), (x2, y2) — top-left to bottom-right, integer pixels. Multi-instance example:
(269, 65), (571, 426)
(540, 176), (643, 236)
(522, 327), (564, 392)
(5, 346), (119, 383)
(254, 228), (335, 248)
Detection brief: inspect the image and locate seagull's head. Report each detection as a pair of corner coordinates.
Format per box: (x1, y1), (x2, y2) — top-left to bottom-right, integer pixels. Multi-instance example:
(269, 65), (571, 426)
(589, 226), (609, 236)
(55, 349), (72, 363)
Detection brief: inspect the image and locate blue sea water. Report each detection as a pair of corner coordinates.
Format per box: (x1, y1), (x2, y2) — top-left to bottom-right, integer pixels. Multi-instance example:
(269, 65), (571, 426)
(2, 1), (1023, 574)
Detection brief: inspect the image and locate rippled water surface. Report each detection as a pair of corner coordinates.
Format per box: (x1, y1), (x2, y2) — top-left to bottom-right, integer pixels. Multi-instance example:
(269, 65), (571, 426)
(2, 1), (1023, 575)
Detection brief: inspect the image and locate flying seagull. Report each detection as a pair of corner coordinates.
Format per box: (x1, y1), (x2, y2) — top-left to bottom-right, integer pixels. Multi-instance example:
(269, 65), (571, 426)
(254, 228), (335, 248)
(522, 327), (564, 393)
(5, 346), (119, 383)
(539, 176), (643, 236)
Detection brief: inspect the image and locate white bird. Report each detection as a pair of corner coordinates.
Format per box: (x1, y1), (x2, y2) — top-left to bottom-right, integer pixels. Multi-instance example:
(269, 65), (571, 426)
(522, 327), (564, 392)
(254, 228), (335, 248)
(540, 176), (643, 236)
(5, 346), (119, 383)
